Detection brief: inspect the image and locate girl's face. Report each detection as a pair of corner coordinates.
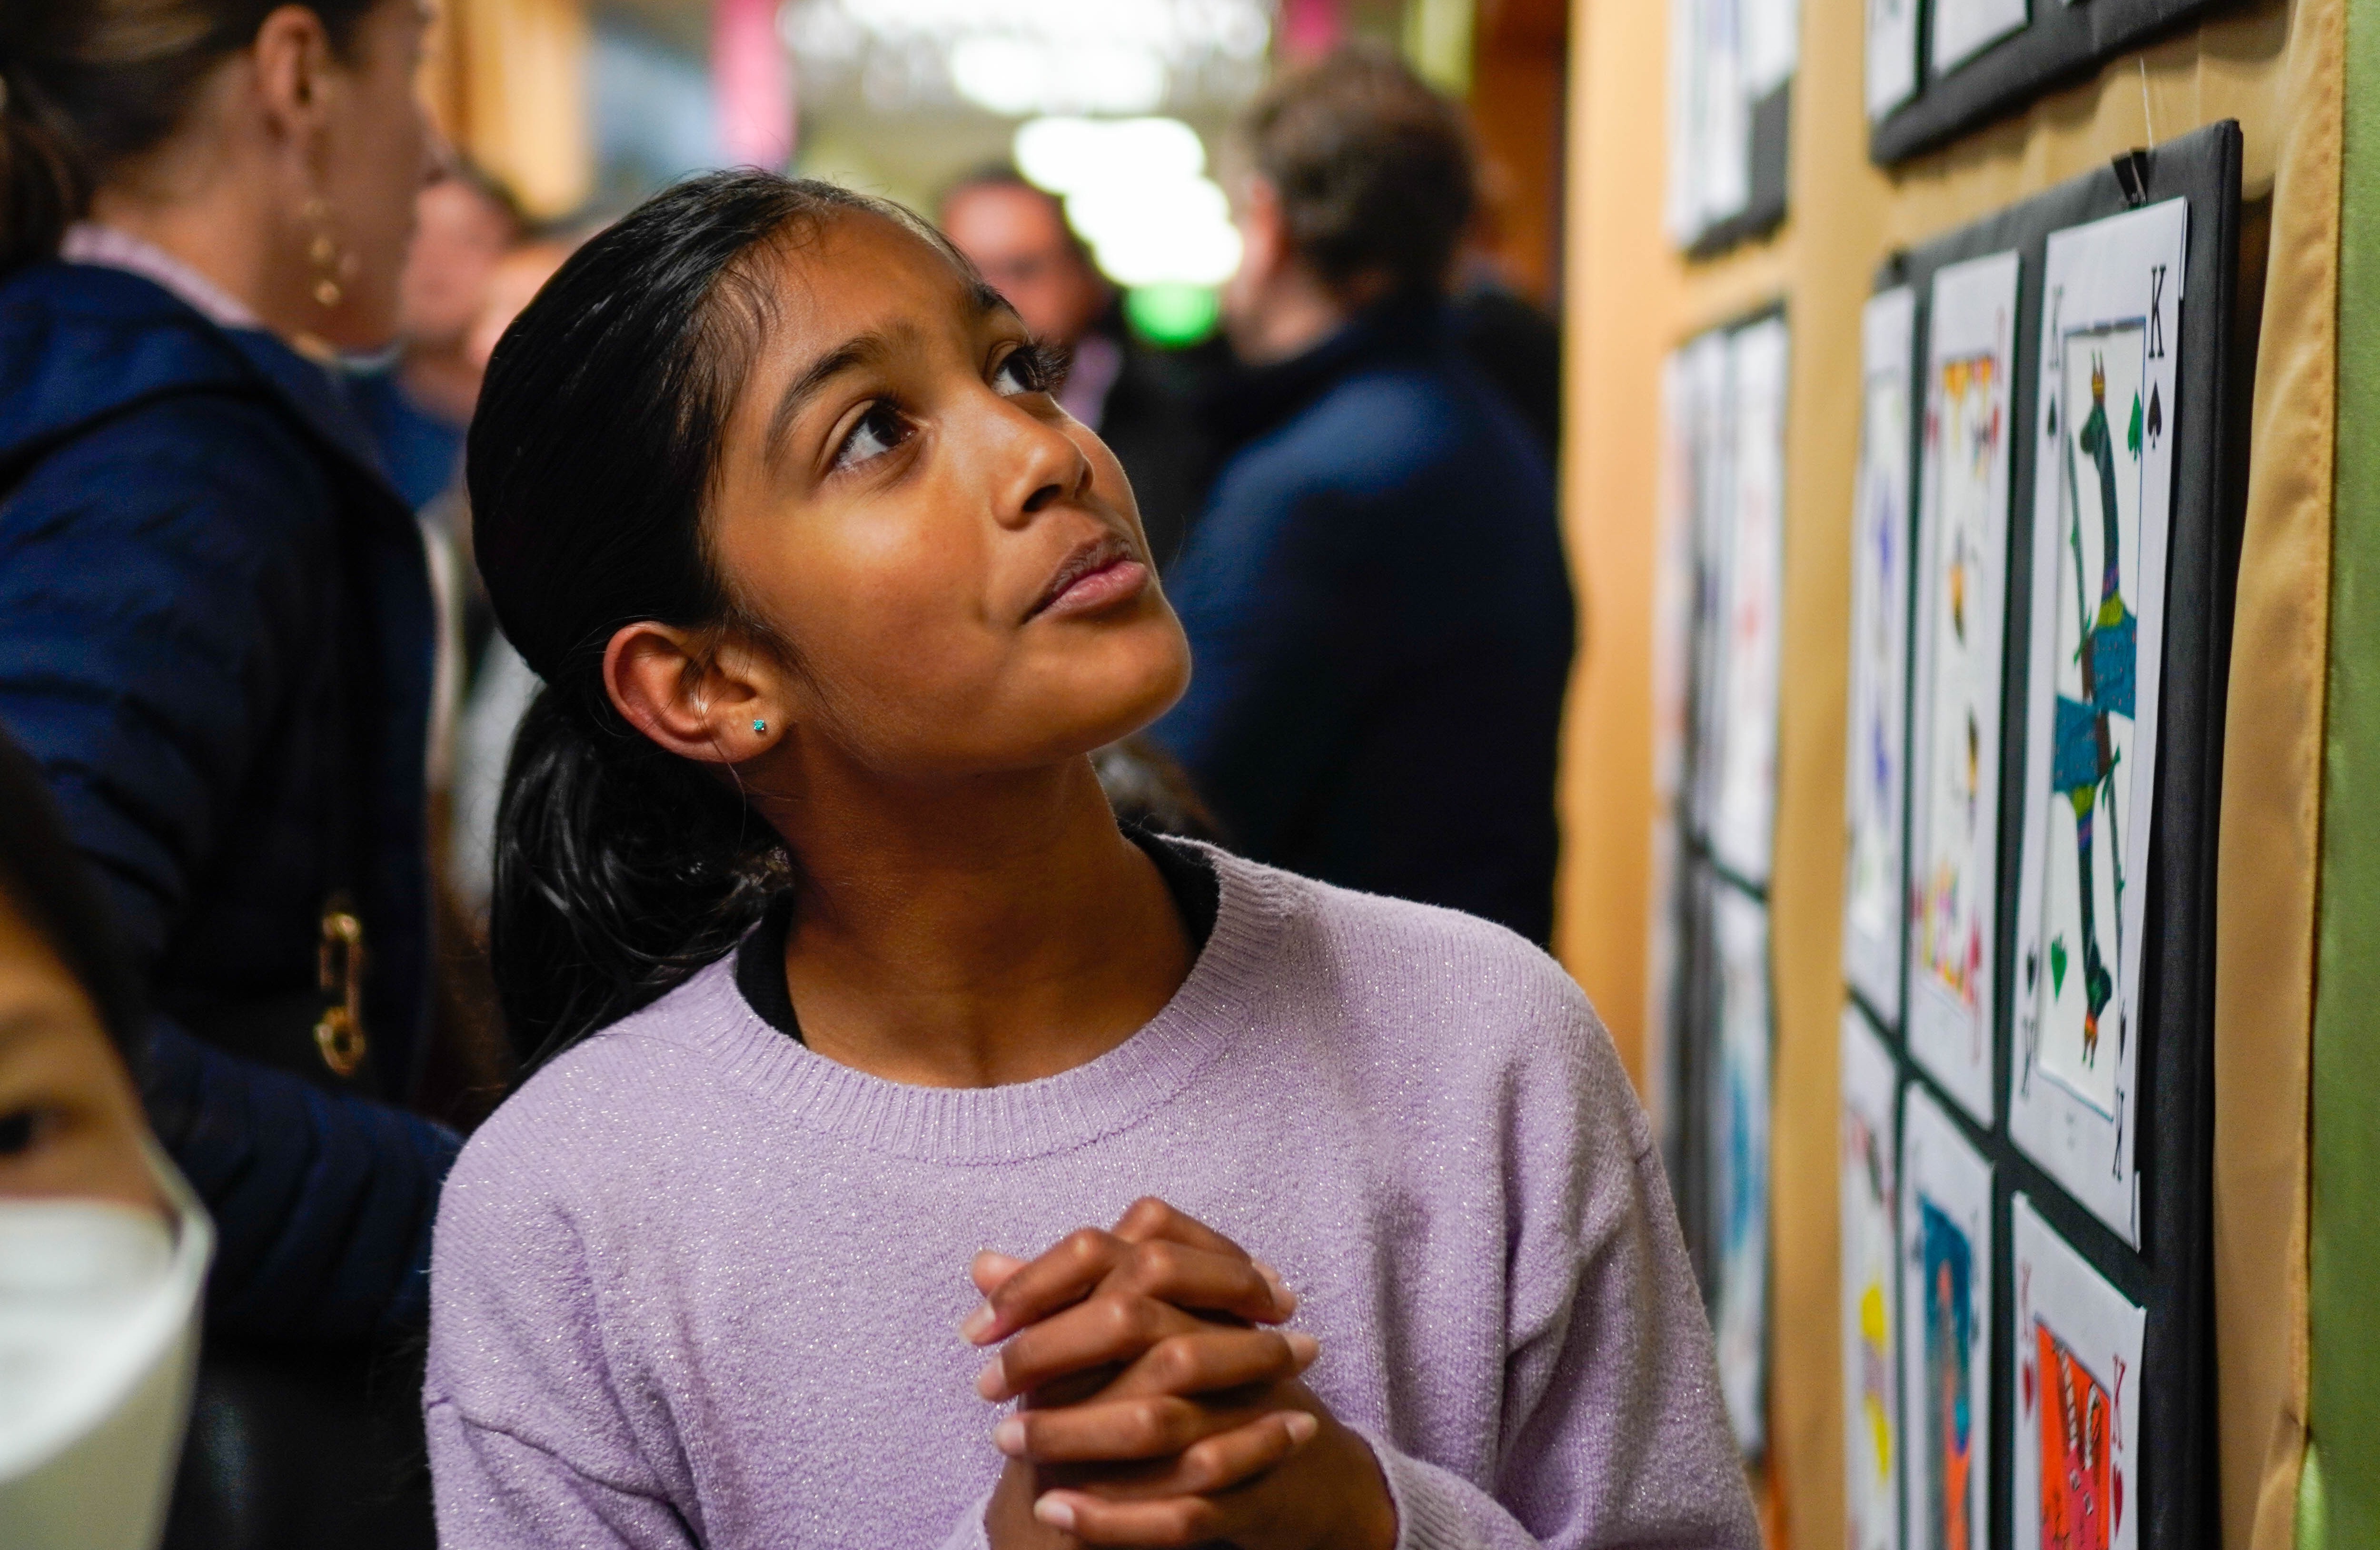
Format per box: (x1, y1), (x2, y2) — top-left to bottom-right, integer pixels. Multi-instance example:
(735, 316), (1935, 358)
(0, 892), (155, 1214)
(705, 212), (1192, 779)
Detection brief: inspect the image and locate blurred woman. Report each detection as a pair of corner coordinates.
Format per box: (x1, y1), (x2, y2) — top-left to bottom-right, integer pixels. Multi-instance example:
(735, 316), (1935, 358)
(0, 2), (455, 1544)
(0, 731), (213, 1550)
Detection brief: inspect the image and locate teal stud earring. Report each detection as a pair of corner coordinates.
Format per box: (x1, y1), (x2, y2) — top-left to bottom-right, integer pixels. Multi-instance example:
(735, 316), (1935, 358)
(752, 718), (767, 735)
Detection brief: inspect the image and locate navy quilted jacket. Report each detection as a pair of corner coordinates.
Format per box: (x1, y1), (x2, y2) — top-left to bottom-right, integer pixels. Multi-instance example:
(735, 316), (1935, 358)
(0, 261), (458, 1341)
(1152, 300), (1575, 947)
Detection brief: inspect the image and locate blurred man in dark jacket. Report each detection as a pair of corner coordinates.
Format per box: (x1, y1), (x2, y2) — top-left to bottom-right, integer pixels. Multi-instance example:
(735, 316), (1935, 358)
(1151, 44), (1575, 946)
(939, 168), (1217, 568)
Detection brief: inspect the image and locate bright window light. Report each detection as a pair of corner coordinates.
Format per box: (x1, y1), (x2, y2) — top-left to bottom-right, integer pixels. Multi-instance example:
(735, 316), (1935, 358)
(781, 0), (1271, 118)
(1012, 116), (1240, 288)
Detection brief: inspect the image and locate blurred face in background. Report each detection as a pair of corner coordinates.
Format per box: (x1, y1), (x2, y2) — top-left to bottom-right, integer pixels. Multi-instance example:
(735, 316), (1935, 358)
(0, 895), (152, 1214)
(939, 182), (1110, 352)
(400, 177), (519, 354)
(466, 240), (576, 374)
(305, 0), (440, 348)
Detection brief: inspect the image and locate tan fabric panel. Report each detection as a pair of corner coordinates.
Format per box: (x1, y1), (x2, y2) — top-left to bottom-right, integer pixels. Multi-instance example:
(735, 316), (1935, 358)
(427, 0), (596, 221)
(2212, 3), (2338, 1547)
(1555, 1), (2335, 1544)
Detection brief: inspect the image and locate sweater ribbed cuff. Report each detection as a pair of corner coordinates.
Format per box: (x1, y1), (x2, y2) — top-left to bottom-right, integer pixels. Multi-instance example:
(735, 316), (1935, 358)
(1353, 1426), (1480, 1550)
(937, 1491), (995, 1550)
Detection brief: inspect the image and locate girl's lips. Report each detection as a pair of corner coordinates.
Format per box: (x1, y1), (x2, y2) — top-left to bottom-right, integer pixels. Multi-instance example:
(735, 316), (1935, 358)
(1038, 553), (1149, 619)
(1031, 534), (1148, 620)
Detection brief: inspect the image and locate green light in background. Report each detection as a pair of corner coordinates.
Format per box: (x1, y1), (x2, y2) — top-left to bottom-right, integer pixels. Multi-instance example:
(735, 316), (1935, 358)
(1126, 284), (1221, 348)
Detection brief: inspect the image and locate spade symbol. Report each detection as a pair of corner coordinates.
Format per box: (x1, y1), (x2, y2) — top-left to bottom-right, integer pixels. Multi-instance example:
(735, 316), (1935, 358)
(2050, 936), (2070, 998)
(2047, 395), (2058, 439)
(2147, 382), (2164, 447)
(2025, 948), (2040, 991)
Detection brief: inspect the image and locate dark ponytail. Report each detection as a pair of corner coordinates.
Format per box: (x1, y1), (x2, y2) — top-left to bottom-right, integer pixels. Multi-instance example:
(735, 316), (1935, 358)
(0, 0), (377, 272)
(471, 169), (963, 1074)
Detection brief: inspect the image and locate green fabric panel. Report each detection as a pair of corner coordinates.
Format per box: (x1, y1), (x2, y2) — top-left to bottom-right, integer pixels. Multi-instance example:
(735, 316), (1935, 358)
(2313, 0), (2380, 1532)
(2300, 1441), (2328, 1550)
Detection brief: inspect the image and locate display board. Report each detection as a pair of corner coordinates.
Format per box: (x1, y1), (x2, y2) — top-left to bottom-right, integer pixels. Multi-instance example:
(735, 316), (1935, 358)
(1835, 121), (2241, 1549)
(1669, 0), (1798, 254)
(1650, 307), (1791, 1461)
(1868, 1), (2242, 165)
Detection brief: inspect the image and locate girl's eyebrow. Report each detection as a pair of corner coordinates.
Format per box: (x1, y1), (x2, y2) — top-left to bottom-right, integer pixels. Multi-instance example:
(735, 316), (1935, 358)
(766, 331), (897, 461)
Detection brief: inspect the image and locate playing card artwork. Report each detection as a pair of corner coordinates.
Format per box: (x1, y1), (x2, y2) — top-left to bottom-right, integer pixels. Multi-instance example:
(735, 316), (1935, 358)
(1845, 288), (1917, 1025)
(2012, 1195), (2144, 1550)
(1842, 1008), (1903, 1550)
(1931, 0), (2029, 78)
(1711, 883), (1773, 1456)
(1909, 252), (2020, 1125)
(1902, 1086), (1993, 1550)
(1867, 0), (1918, 118)
(1710, 318), (1789, 886)
(2011, 200), (2186, 1244)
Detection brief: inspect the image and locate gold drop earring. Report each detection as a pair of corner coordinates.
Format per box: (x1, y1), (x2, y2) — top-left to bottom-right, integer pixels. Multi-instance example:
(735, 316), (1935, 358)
(302, 196), (346, 309)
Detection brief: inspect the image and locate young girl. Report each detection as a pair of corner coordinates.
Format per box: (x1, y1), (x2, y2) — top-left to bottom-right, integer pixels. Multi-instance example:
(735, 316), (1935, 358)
(425, 172), (1759, 1550)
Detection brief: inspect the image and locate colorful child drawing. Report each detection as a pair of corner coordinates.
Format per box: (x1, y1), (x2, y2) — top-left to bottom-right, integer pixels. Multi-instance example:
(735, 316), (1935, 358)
(1922, 1201), (1975, 1550)
(2035, 328), (2146, 1116)
(1917, 351), (2002, 1022)
(2034, 1324), (2116, 1550)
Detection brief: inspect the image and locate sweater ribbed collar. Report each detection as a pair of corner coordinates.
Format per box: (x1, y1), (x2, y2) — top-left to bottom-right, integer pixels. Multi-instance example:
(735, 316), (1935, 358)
(637, 845), (1296, 1165)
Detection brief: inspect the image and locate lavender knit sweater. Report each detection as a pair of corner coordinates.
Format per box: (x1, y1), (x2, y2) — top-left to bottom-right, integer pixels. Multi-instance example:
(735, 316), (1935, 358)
(424, 848), (1759, 1549)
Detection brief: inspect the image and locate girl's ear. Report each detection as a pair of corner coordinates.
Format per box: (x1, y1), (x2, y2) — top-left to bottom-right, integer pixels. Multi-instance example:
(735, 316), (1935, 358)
(603, 622), (784, 765)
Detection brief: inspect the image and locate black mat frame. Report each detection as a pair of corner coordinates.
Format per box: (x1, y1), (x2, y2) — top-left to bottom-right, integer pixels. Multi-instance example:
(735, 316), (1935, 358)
(1872, 1), (2241, 167)
(1873, 119), (2241, 1549)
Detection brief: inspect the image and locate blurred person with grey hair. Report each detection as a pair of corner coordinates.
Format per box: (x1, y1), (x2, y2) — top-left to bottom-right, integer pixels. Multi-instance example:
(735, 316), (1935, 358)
(1150, 43), (1575, 946)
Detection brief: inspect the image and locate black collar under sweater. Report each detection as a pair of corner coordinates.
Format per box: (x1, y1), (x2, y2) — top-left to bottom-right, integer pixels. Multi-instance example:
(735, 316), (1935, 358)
(733, 828), (1223, 1044)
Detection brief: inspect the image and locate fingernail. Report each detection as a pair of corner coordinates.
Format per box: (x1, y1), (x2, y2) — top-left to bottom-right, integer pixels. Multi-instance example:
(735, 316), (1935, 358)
(1284, 1330), (1320, 1366)
(993, 1416), (1027, 1456)
(1034, 1494), (1078, 1530)
(975, 1358), (1006, 1401)
(960, 1303), (996, 1343)
(1283, 1411), (1320, 1443)
(1255, 1260), (1297, 1315)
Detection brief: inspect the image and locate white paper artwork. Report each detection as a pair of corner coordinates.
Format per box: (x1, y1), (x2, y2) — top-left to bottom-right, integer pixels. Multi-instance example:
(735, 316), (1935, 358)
(1866, 0), (1919, 119)
(1907, 251), (2020, 1125)
(1709, 317), (1789, 886)
(1646, 349), (1703, 1142)
(1931, 0), (2028, 79)
(1841, 1008), (1903, 1550)
(1686, 333), (1735, 840)
(1901, 1085), (1993, 1550)
(2009, 199), (2187, 1245)
(2012, 1195), (2145, 1550)
(1845, 288), (1917, 1026)
(1666, 0), (1749, 245)
(1744, 0), (1801, 98)
(1711, 884), (1774, 1457)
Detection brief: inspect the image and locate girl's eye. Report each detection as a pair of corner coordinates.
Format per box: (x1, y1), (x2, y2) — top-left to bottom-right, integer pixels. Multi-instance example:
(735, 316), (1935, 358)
(833, 403), (913, 471)
(0, 1108), (46, 1157)
(992, 346), (1057, 398)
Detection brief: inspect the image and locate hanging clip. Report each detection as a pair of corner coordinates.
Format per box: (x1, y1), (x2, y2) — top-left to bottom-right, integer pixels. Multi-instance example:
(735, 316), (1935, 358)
(2112, 149), (2153, 209)
(314, 900), (369, 1078)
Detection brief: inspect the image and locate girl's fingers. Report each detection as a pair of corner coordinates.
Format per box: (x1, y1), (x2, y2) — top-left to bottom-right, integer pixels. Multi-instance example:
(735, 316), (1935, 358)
(1031, 1412), (1319, 1540)
(1108, 1197), (1247, 1259)
(971, 1250), (1027, 1298)
(969, 1233), (1289, 1353)
(1110, 1198), (1297, 1316)
(994, 1330), (1317, 1459)
(1101, 1326), (1319, 1402)
(980, 1295), (1203, 1402)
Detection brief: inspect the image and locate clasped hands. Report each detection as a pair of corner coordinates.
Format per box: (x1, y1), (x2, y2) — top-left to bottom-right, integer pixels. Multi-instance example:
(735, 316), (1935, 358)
(965, 1197), (1397, 1550)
